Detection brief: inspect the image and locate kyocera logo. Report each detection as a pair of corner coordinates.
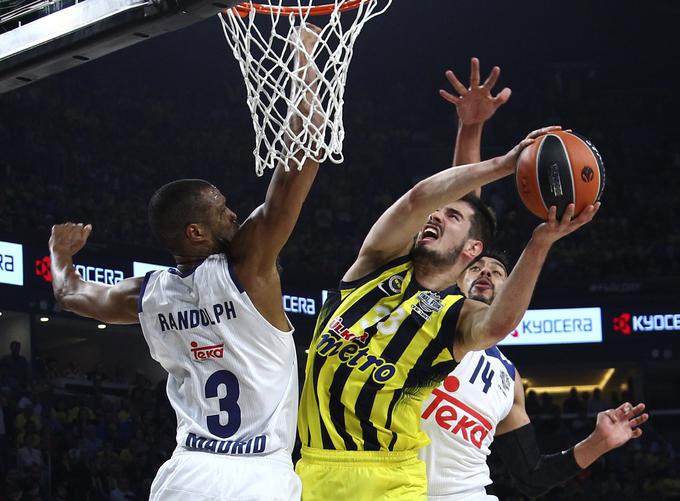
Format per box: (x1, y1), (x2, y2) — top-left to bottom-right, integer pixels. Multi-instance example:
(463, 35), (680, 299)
(517, 316), (593, 335)
(36, 255), (123, 285)
(613, 312), (680, 334)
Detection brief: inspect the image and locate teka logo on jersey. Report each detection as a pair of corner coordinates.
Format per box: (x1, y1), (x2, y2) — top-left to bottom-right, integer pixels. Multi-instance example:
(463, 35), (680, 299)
(613, 312), (680, 334)
(421, 376), (492, 449)
(0, 240), (24, 286)
(35, 255), (124, 285)
(190, 341), (224, 361)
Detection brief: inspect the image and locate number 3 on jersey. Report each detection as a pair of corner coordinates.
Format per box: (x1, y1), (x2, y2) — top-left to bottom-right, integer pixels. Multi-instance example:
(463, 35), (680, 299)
(205, 370), (241, 438)
(469, 355), (494, 393)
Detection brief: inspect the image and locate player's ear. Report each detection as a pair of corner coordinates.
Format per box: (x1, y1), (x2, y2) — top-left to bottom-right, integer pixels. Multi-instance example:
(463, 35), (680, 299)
(462, 239), (483, 261)
(185, 223), (209, 243)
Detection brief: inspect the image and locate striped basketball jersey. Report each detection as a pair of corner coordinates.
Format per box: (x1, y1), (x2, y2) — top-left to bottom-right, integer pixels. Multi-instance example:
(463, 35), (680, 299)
(137, 254), (298, 460)
(298, 256), (465, 452)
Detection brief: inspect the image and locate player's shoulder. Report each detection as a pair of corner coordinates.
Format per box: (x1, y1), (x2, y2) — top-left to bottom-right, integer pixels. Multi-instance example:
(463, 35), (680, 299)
(483, 345), (516, 379)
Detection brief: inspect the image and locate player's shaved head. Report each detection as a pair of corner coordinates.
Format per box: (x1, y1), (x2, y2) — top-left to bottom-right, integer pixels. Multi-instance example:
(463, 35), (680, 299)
(148, 179), (215, 254)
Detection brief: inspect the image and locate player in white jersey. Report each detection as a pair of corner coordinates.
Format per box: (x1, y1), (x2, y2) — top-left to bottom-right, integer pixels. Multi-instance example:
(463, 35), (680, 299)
(420, 58), (649, 500)
(48, 25), (323, 501)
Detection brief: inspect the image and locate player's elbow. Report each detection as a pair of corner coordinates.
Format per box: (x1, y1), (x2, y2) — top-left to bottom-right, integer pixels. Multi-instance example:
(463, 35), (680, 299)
(406, 181), (430, 211)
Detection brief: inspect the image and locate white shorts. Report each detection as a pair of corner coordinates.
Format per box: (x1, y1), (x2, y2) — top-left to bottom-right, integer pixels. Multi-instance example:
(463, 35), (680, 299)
(150, 449), (301, 501)
(428, 488), (498, 501)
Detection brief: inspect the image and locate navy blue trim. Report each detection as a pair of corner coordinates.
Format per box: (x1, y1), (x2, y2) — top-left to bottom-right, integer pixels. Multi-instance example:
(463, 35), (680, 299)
(339, 255), (411, 290)
(485, 345), (516, 380)
(137, 271), (154, 313)
(168, 266), (196, 278)
(227, 262), (245, 293)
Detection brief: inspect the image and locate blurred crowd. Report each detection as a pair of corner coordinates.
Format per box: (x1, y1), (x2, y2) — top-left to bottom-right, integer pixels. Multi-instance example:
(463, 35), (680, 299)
(2, 341), (679, 500)
(0, 60), (678, 290)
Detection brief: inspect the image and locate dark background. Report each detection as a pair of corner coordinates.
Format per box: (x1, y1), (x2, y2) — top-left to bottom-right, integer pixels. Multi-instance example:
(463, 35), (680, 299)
(1, 0), (679, 499)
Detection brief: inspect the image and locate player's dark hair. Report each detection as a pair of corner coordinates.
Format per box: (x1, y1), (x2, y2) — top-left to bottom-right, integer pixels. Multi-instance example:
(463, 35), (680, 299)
(460, 193), (496, 251)
(148, 179), (214, 253)
(478, 249), (513, 275)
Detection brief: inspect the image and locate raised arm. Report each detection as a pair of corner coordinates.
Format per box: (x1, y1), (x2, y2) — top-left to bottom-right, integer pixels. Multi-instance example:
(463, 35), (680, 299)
(343, 127), (559, 283)
(231, 24), (323, 273)
(441, 57), (512, 195)
(49, 223), (142, 325)
(454, 202), (600, 358)
(492, 372), (648, 498)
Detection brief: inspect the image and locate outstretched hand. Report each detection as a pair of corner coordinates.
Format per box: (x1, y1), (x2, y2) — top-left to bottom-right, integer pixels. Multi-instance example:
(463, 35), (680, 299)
(49, 223), (93, 258)
(440, 57), (512, 125)
(594, 402), (649, 450)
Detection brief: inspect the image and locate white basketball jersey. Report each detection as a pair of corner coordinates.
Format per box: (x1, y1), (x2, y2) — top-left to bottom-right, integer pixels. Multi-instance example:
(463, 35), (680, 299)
(138, 254), (298, 460)
(419, 346), (515, 500)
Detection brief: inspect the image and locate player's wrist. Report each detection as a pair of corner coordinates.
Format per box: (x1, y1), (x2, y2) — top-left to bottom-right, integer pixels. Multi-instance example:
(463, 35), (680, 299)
(574, 433), (609, 468)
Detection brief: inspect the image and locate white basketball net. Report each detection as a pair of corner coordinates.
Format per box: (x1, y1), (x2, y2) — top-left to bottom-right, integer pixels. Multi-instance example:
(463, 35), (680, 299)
(220, 0), (392, 176)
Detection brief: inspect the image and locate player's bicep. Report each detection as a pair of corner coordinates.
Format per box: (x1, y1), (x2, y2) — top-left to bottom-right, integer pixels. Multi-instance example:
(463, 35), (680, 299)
(343, 196), (421, 282)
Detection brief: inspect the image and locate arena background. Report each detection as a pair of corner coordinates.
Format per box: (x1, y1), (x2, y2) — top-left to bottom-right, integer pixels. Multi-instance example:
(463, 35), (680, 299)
(1, 0), (679, 499)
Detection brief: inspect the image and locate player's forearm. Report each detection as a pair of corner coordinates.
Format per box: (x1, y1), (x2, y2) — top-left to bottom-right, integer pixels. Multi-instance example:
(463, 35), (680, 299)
(453, 121), (483, 166)
(482, 237), (551, 341)
(50, 251), (104, 315)
(494, 423), (582, 498)
(573, 432), (611, 469)
(409, 155), (512, 214)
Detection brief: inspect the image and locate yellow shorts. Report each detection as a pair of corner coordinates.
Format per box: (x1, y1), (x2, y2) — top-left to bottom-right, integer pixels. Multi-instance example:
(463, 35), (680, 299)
(295, 447), (427, 501)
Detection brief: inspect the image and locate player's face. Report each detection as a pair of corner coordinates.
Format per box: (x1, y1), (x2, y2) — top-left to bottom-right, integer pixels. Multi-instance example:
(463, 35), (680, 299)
(462, 257), (508, 305)
(414, 201), (476, 266)
(206, 188), (240, 250)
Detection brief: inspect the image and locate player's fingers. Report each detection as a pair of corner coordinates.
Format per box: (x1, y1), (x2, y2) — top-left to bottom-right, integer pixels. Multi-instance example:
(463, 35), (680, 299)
(603, 409), (618, 423)
(518, 137), (536, 151)
(527, 125), (562, 139)
(84, 224), (93, 236)
(617, 402), (633, 414)
(631, 428), (643, 439)
(559, 204), (576, 229)
(572, 203), (600, 226)
(493, 87), (512, 105)
(470, 57), (480, 87)
(630, 413), (649, 428)
(483, 66), (501, 89)
(547, 205), (558, 224)
(439, 89), (461, 105)
(626, 403), (645, 417)
(445, 70), (467, 95)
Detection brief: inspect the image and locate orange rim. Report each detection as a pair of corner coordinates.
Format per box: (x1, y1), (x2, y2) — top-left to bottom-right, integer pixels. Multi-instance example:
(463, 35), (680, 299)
(231, 0), (370, 17)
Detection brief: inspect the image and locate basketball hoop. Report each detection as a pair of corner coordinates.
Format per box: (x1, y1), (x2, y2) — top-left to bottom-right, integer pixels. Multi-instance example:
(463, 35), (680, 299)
(220, 0), (392, 176)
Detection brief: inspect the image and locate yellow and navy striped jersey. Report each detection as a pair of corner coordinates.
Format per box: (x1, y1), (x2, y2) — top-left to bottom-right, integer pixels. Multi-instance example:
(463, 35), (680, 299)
(298, 256), (465, 452)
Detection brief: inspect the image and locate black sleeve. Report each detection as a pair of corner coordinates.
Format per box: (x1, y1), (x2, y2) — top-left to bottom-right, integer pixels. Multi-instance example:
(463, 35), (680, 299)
(491, 422), (582, 498)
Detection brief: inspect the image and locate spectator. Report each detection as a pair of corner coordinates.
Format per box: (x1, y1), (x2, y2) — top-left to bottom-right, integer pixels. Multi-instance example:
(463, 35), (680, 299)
(1, 341), (29, 389)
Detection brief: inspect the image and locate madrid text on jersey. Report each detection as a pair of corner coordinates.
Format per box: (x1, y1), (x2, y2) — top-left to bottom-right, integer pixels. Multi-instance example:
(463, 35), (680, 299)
(158, 301), (237, 332)
(185, 432), (267, 455)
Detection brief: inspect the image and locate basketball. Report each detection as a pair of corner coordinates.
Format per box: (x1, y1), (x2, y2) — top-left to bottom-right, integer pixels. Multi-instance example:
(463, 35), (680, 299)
(515, 130), (605, 219)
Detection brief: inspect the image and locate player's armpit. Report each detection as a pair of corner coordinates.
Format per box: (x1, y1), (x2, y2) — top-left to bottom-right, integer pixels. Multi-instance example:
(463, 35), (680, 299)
(56, 276), (143, 325)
